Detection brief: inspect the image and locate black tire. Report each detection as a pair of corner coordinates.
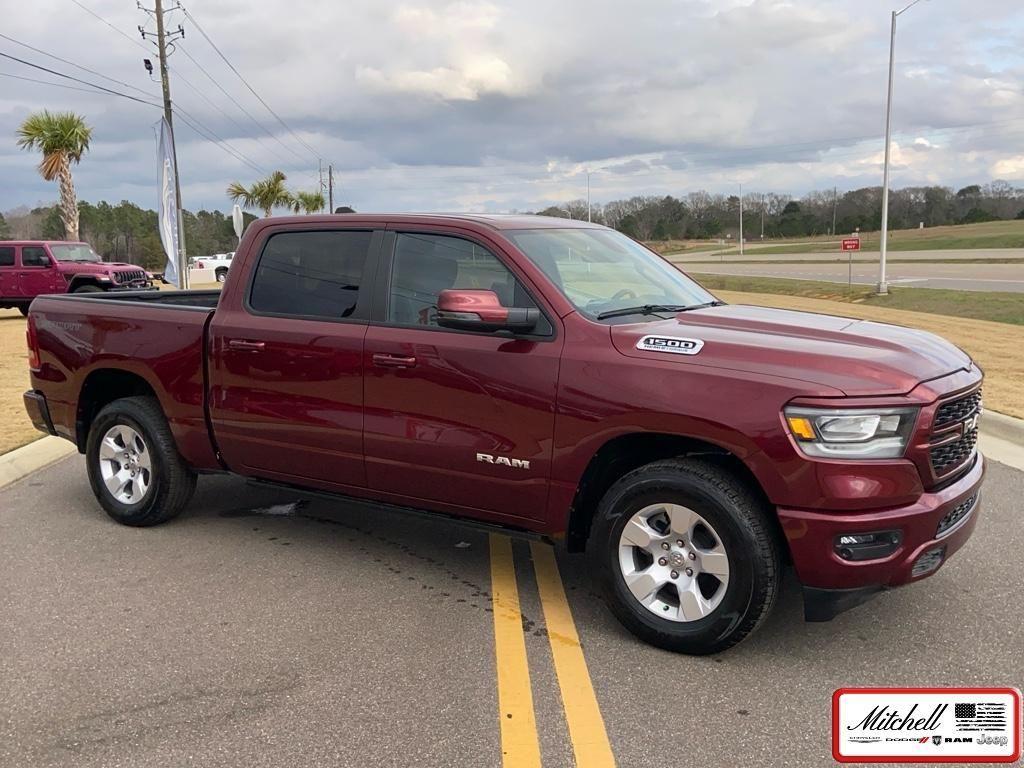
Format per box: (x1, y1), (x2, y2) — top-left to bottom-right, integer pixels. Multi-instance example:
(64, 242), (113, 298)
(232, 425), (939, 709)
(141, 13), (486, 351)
(215, 268), (228, 283)
(590, 458), (782, 655)
(73, 284), (104, 293)
(18, 305), (29, 316)
(86, 396), (196, 526)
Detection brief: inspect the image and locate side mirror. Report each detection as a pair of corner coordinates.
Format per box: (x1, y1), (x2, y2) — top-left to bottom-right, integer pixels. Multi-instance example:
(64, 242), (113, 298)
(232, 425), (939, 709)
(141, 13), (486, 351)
(437, 289), (539, 333)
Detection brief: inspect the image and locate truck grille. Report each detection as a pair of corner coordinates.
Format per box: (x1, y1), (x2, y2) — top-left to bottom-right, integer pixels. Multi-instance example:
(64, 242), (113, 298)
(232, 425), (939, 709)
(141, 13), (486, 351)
(927, 388), (981, 480)
(930, 427), (978, 475)
(936, 493), (977, 537)
(934, 390), (982, 427)
(114, 269), (147, 284)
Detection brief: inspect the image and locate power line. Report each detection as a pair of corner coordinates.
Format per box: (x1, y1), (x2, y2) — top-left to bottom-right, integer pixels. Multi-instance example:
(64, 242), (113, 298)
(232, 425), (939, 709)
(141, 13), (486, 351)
(180, 4), (320, 162)
(0, 70), (138, 97)
(1, 48), (268, 176)
(0, 50), (163, 107)
(0, 31), (158, 99)
(175, 43), (306, 165)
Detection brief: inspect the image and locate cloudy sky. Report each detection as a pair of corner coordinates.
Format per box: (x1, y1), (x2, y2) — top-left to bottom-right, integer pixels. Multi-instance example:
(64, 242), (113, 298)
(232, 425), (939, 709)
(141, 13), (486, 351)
(1, 0), (1023, 215)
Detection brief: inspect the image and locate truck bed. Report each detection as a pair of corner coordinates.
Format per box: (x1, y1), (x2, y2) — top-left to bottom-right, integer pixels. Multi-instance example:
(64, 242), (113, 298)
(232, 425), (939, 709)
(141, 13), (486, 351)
(28, 290), (221, 470)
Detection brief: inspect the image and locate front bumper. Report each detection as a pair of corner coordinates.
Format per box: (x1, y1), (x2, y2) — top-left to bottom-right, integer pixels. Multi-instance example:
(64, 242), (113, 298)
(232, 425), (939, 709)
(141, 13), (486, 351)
(778, 453), (984, 619)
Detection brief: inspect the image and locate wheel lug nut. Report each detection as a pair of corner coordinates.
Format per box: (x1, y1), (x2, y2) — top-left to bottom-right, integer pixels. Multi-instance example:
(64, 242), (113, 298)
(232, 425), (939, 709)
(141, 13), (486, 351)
(676, 539), (684, 547)
(658, 557), (667, 566)
(661, 542), (670, 550)
(685, 568), (694, 577)
(670, 570), (679, 579)
(688, 551), (696, 560)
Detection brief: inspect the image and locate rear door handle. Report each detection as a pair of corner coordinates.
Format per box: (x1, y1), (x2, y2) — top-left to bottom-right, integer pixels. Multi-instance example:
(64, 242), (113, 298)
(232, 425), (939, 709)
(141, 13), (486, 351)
(373, 353), (417, 368)
(227, 339), (266, 351)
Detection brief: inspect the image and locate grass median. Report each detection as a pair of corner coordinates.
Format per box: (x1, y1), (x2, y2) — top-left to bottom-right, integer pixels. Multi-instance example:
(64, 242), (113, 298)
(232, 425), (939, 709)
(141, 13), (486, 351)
(692, 273), (1024, 326)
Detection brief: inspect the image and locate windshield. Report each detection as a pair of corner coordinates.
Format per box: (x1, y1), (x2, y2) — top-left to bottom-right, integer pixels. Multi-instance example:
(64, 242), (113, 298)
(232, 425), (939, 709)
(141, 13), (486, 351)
(49, 244), (102, 262)
(506, 228), (716, 320)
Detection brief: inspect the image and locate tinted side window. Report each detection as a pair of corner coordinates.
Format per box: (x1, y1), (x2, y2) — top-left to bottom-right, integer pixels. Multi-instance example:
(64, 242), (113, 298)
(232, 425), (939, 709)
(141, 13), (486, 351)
(249, 230), (371, 318)
(0, 247), (14, 267)
(387, 233), (541, 328)
(22, 247), (49, 267)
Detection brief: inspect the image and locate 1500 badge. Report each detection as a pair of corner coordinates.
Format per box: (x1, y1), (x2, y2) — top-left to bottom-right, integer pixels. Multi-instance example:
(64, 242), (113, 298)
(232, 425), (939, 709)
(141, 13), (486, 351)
(635, 335), (704, 355)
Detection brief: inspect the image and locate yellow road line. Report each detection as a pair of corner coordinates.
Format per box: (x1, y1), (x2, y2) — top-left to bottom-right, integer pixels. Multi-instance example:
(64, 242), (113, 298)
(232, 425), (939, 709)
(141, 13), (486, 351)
(531, 542), (616, 768)
(490, 534), (542, 768)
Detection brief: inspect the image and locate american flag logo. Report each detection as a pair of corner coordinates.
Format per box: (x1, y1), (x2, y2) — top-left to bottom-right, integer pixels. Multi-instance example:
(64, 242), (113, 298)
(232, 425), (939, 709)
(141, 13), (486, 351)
(954, 702), (1007, 731)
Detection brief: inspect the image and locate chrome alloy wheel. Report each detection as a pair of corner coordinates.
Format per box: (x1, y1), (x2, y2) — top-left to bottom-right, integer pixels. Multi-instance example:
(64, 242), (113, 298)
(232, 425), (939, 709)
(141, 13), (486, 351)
(617, 503), (731, 622)
(97, 425), (152, 504)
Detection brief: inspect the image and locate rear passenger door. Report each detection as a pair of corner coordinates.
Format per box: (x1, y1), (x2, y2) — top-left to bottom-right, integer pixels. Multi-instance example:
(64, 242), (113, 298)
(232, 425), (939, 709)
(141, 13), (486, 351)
(208, 226), (381, 490)
(362, 229), (563, 523)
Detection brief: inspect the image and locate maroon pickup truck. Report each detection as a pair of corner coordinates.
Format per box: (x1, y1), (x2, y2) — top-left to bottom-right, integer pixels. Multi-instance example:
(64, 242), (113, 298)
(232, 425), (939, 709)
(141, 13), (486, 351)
(1, 240), (153, 315)
(23, 214), (985, 654)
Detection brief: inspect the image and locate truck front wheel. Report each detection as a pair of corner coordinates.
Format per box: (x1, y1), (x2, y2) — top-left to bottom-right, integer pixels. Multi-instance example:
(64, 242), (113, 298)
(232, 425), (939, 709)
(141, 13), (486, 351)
(590, 458), (782, 654)
(86, 396), (196, 526)
(72, 284), (104, 293)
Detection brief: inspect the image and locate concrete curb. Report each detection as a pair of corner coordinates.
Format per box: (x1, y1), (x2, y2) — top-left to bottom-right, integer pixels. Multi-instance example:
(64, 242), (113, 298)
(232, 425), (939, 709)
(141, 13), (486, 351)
(0, 436), (77, 490)
(981, 410), (1024, 445)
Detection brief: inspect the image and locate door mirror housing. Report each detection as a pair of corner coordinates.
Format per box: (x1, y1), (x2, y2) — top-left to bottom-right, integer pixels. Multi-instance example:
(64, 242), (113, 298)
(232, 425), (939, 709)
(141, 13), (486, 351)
(436, 289), (539, 333)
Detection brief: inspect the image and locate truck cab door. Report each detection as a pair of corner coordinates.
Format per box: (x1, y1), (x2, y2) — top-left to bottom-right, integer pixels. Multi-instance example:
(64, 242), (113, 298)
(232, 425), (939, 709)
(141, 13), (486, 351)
(18, 246), (58, 297)
(362, 229), (563, 524)
(208, 226), (381, 491)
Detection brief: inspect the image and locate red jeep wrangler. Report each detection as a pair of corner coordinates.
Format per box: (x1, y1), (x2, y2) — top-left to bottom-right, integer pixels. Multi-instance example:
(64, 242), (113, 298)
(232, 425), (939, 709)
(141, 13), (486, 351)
(0, 241), (153, 315)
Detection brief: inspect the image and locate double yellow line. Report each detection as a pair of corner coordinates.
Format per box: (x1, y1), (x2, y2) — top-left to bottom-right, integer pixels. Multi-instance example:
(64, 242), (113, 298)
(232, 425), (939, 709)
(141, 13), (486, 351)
(490, 534), (616, 767)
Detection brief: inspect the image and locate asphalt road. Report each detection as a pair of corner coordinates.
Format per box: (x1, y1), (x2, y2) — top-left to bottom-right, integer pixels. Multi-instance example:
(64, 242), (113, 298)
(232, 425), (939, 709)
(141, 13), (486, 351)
(2, 456), (1022, 768)
(673, 248), (1023, 263)
(684, 260), (1024, 292)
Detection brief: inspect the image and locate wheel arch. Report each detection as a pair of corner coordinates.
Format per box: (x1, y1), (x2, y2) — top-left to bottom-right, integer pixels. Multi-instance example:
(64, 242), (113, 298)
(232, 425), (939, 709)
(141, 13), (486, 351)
(75, 368), (160, 452)
(563, 431), (778, 554)
(67, 274), (107, 292)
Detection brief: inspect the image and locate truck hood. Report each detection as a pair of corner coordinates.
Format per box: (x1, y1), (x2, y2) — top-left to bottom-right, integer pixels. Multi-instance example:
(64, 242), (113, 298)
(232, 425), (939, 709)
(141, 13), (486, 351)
(609, 304), (972, 396)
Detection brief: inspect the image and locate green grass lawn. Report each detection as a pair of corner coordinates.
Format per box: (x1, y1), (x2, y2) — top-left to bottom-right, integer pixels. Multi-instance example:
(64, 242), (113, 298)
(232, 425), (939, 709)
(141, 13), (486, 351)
(691, 273), (1024, 326)
(661, 220), (1024, 256)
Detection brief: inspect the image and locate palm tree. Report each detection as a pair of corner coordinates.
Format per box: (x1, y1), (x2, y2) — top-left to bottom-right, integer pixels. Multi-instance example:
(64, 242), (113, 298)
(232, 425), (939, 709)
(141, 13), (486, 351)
(226, 170), (292, 217)
(291, 190), (325, 214)
(16, 111), (92, 240)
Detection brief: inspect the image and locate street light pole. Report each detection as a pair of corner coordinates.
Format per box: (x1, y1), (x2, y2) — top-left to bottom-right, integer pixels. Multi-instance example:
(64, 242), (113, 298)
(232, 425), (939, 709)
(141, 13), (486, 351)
(586, 170), (591, 222)
(878, 0), (927, 295)
(738, 183), (744, 257)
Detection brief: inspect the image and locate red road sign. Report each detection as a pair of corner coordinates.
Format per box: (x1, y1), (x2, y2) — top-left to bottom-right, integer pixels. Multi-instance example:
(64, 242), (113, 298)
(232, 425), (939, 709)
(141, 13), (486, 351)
(841, 238), (861, 251)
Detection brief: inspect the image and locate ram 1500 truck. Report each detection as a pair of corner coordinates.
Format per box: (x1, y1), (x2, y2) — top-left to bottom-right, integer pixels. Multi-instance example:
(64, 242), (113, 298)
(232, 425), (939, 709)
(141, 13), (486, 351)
(1, 241), (154, 315)
(23, 214), (985, 654)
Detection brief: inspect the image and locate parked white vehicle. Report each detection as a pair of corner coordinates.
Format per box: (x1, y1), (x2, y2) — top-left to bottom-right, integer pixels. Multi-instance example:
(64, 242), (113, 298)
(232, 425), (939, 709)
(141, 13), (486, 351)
(192, 252), (235, 283)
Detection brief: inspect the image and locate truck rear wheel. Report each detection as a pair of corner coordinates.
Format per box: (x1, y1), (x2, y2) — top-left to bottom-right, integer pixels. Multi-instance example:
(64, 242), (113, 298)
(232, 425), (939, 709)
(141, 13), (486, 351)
(215, 268), (228, 283)
(86, 396), (196, 526)
(590, 458), (782, 654)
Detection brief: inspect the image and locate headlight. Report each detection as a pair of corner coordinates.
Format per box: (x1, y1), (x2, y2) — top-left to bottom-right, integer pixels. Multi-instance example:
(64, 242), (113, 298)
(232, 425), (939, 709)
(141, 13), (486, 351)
(784, 406), (918, 459)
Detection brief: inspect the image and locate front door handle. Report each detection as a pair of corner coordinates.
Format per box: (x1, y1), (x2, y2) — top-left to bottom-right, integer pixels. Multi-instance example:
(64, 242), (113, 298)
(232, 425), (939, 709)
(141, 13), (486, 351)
(227, 339), (266, 351)
(372, 353), (417, 368)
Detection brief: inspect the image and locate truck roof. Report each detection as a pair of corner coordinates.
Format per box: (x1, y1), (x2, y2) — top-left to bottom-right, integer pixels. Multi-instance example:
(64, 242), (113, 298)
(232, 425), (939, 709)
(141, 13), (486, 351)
(0, 240), (90, 246)
(252, 213), (605, 231)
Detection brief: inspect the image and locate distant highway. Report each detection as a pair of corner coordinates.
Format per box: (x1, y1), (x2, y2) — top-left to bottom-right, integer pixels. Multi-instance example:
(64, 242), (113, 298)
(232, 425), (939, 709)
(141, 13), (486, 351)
(677, 256), (1024, 293)
(671, 247), (1023, 263)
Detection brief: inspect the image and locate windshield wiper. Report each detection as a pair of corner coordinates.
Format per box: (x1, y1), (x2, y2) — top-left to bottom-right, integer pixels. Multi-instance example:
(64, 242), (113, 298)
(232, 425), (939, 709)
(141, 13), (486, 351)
(676, 300), (725, 312)
(596, 301), (723, 320)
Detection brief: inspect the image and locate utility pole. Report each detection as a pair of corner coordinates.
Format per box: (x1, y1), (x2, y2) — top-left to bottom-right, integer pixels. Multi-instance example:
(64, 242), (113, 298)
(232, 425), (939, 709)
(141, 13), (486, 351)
(760, 193), (765, 239)
(318, 159), (325, 212)
(141, 0), (188, 287)
(328, 164), (334, 212)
